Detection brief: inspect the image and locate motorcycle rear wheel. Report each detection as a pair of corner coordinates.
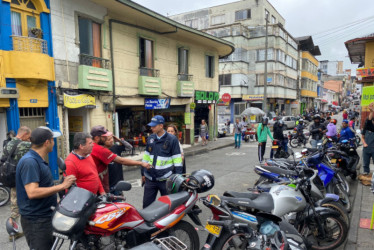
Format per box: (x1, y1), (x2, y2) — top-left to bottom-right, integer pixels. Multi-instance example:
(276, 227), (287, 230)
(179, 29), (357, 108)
(336, 172), (350, 194)
(166, 220), (199, 250)
(213, 231), (248, 250)
(290, 138), (300, 148)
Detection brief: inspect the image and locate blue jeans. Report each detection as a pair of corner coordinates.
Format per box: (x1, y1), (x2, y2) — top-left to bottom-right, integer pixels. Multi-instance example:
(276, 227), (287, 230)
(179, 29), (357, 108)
(311, 139), (323, 149)
(235, 133), (241, 148)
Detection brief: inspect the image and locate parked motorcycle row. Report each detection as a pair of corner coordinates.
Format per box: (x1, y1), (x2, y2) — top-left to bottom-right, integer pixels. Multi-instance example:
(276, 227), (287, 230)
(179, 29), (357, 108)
(6, 135), (359, 250)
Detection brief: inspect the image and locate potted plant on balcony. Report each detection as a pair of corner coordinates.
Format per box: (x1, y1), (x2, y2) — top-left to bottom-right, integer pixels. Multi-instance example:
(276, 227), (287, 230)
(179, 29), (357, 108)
(29, 28), (43, 39)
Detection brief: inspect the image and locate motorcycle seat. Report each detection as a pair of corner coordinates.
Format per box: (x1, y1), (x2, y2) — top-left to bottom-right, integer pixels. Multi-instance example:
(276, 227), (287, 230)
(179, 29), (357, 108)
(138, 191), (190, 223)
(260, 165), (297, 177)
(220, 193), (274, 213)
(267, 159), (295, 166)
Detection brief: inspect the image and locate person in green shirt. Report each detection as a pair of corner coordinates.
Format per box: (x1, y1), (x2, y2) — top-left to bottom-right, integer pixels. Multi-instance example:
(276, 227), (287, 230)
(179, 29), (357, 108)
(257, 117), (274, 162)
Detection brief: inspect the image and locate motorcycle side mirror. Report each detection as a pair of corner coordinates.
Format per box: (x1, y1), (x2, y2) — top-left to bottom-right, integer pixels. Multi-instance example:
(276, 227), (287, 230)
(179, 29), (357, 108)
(295, 153), (302, 159)
(356, 129), (361, 134)
(114, 181), (132, 192)
(57, 157), (66, 172)
(5, 217), (19, 236)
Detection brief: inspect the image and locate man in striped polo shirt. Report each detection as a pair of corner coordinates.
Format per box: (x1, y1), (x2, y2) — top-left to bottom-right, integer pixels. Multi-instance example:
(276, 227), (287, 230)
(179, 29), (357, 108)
(142, 115), (183, 208)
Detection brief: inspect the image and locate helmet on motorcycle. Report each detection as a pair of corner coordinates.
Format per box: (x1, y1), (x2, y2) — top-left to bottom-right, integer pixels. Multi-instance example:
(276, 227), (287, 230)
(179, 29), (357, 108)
(262, 117), (269, 125)
(331, 119), (337, 125)
(342, 119), (349, 124)
(278, 120), (284, 125)
(166, 174), (186, 194)
(188, 169), (214, 193)
(313, 115), (321, 121)
(299, 118), (303, 122)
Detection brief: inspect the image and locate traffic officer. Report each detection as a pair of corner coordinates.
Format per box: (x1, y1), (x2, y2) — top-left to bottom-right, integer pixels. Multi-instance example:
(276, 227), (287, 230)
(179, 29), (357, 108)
(142, 115), (183, 208)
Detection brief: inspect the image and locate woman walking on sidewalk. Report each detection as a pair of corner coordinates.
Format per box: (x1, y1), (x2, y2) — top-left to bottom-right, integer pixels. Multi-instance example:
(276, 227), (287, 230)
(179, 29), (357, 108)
(200, 119), (209, 146)
(234, 118), (243, 149)
(257, 117), (274, 162)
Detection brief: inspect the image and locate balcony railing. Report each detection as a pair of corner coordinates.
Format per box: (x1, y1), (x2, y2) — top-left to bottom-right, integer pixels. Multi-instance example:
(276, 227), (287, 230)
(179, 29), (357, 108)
(79, 54), (111, 69)
(177, 74), (193, 81)
(11, 36), (48, 54)
(139, 67), (160, 77)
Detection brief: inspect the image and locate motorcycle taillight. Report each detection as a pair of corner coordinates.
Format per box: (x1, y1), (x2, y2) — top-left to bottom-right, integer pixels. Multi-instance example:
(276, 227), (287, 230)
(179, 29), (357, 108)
(273, 141), (277, 145)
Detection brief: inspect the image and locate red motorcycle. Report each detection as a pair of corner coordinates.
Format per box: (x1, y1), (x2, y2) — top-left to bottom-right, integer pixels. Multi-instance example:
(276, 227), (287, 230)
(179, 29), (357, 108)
(51, 160), (214, 250)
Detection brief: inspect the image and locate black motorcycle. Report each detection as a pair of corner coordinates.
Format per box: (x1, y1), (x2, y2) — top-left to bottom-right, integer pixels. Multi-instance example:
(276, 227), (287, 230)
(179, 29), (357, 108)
(271, 139), (290, 159)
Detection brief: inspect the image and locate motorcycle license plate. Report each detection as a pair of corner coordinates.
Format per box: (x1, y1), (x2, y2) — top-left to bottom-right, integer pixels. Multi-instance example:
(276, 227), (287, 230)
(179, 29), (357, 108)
(331, 158), (337, 163)
(272, 146), (278, 149)
(205, 222), (222, 237)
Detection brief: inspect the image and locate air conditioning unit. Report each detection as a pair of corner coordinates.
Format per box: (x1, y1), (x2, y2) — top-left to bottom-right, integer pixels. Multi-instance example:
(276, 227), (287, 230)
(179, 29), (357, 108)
(0, 88), (19, 98)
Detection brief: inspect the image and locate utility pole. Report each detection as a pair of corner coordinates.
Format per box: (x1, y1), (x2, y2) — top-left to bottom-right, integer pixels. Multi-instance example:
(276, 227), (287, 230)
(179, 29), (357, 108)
(263, 15), (269, 114)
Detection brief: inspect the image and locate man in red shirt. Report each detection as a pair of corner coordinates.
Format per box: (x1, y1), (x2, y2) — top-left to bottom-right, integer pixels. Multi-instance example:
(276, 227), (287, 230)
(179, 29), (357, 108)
(65, 132), (105, 195)
(90, 125), (151, 192)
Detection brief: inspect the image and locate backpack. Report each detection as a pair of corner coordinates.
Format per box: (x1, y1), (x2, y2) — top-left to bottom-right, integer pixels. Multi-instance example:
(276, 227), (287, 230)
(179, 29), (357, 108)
(0, 140), (22, 188)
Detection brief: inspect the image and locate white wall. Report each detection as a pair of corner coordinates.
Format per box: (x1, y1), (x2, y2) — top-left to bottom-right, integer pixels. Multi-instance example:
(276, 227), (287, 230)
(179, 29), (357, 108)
(50, 0), (107, 63)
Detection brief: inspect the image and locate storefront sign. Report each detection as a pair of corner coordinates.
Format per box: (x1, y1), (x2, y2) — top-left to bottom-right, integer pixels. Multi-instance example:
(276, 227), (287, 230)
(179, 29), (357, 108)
(184, 113), (191, 125)
(242, 95), (263, 101)
(195, 91), (219, 104)
(357, 67), (374, 80)
(144, 98), (171, 110)
(190, 103), (196, 109)
(64, 93), (96, 109)
(221, 93), (231, 103)
(361, 86), (374, 106)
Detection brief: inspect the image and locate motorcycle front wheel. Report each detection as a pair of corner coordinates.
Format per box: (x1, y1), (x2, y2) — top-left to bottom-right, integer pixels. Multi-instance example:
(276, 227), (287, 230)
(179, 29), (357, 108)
(213, 231), (248, 250)
(300, 212), (348, 250)
(326, 183), (351, 213)
(166, 220), (199, 250)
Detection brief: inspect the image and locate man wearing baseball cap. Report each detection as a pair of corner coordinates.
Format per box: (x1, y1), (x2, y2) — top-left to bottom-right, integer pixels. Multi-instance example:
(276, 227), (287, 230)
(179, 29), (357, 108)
(142, 115), (183, 208)
(16, 126), (76, 250)
(339, 119), (355, 143)
(90, 125), (151, 193)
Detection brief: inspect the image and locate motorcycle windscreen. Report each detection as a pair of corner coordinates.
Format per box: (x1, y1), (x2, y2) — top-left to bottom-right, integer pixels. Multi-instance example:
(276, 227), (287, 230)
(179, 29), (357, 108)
(59, 186), (96, 217)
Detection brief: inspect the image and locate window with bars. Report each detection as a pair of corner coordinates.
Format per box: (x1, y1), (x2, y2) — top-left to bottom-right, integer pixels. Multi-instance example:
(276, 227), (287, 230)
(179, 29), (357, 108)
(19, 108), (45, 117)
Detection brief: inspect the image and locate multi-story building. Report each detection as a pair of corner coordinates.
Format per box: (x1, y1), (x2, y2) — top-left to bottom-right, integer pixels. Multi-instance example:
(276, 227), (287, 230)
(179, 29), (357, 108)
(319, 60), (344, 76)
(295, 36), (320, 113)
(170, 0), (299, 120)
(0, 0), (60, 178)
(51, 0), (234, 153)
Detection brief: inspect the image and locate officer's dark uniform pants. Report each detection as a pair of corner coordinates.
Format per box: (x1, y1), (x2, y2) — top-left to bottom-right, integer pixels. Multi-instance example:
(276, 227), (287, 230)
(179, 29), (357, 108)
(363, 131), (374, 173)
(143, 179), (168, 208)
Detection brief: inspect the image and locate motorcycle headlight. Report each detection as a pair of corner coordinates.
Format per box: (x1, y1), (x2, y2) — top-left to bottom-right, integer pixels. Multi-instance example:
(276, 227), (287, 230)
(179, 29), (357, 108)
(52, 211), (79, 232)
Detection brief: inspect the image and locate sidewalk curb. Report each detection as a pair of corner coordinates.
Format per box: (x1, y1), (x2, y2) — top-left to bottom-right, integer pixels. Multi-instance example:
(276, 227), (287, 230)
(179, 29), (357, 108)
(345, 180), (362, 250)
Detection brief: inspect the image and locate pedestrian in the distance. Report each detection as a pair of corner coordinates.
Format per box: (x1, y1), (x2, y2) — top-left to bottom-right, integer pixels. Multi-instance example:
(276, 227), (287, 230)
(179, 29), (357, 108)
(200, 119), (209, 146)
(167, 124), (186, 174)
(233, 118), (243, 149)
(225, 119), (231, 135)
(16, 126), (76, 250)
(241, 117), (248, 140)
(343, 110), (348, 120)
(257, 117), (274, 162)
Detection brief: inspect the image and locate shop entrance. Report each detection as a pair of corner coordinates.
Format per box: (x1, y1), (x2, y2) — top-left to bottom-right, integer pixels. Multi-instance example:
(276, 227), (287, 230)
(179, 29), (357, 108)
(194, 104), (209, 136)
(68, 108), (90, 151)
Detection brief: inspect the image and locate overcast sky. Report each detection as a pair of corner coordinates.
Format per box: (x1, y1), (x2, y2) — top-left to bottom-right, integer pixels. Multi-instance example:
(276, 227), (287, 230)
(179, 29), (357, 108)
(133, 0), (374, 74)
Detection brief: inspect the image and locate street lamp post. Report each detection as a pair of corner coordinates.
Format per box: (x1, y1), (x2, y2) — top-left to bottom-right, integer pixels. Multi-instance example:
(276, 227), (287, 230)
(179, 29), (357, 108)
(263, 16), (269, 115)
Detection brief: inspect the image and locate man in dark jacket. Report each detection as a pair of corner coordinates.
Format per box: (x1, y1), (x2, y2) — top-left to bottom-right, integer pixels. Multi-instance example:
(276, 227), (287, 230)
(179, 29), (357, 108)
(270, 120), (287, 158)
(309, 115), (326, 148)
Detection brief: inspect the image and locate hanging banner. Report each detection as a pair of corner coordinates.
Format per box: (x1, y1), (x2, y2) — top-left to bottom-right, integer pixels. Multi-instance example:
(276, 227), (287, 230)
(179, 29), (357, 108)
(361, 86), (374, 107)
(184, 113), (191, 125)
(63, 93), (96, 109)
(357, 67), (374, 79)
(145, 98), (171, 109)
